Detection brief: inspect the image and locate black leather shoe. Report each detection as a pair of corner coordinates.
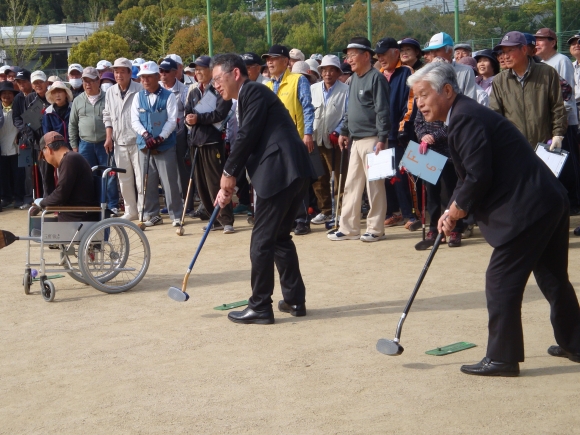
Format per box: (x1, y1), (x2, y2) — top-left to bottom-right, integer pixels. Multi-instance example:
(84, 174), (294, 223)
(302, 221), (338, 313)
(278, 300), (306, 317)
(294, 222), (311, 235)
(547, 345), (580, 363)
(228, 307), (274, 324)
(460, 357), (520, 377)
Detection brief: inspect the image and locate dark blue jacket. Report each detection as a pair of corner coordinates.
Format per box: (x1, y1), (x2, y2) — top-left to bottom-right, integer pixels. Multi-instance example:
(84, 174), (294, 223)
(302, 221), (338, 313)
(42, 103), (72, 145)
(381, 63), (414, 143)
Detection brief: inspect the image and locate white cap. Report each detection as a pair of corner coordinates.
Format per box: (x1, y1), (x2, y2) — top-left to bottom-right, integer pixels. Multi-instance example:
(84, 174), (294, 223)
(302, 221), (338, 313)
(30, 70), (47, 83)
(317, 54), (341, 73)
(291, 61), (316, 81)
(166, 54), (183, 65)
(0, 65), (11, 74)
(305, 59), (320, 78)
(68, 63), (83, 74)
(96, 60), (112, 70)
(132, 58), (146, 66)
(137, 61), (160, 76)
(289, 48), (305, 61)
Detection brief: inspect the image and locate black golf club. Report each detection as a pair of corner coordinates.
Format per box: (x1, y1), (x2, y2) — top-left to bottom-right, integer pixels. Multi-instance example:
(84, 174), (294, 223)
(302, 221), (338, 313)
(326, 148), (345, 233)
(377, 232), (444, 355)
(168, 205), (221, 302)
(176, 147), (199, 236)
(138, 149), (151, 230)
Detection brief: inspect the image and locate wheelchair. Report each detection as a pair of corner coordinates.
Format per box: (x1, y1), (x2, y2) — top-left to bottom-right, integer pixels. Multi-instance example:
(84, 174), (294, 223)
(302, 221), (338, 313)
(22, 166), (151, 302)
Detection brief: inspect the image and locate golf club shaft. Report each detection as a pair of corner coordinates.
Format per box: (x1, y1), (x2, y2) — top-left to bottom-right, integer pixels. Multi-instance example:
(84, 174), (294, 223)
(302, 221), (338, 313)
(180, 147), (199, 226)
(394, 232), (444, 340)
(182, 205), (220, 286)
(421, 182), (426, 240)
(140, 149), (151, 224)
(330, 147), (335, 218)
(333, 148), (345, 229)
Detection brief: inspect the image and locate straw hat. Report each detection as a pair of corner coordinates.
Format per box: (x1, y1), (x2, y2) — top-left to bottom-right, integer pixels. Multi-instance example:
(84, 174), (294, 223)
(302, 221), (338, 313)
(46, 81), (73, 104)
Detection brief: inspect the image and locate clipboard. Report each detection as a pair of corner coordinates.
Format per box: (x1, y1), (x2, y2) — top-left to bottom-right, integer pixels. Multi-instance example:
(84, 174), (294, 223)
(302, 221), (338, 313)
(399, 141), (448, 185)
(535, 142), (568, 178)
(194, 87), (226, 131)
(18, 147), (33, 167)
(21, 98), (44, 131)
(367, 148), (396, 181)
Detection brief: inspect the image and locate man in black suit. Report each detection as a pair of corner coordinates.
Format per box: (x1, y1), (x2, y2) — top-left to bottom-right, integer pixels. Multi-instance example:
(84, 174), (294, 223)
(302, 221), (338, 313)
(408, 62), (580, 376)
(212, 53), (316, 324)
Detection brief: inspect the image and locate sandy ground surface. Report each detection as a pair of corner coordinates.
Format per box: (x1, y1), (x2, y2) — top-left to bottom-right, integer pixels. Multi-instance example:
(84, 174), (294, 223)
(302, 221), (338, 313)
(1, 207), (580, 435)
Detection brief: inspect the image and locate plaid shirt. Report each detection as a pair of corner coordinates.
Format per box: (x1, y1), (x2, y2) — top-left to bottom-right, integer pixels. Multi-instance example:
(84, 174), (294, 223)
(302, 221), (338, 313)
(414, 109), (449, 157)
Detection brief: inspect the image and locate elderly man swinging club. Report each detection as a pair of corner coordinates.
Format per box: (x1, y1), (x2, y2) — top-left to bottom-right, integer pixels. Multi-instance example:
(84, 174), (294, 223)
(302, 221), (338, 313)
(408, 62), (580, 376)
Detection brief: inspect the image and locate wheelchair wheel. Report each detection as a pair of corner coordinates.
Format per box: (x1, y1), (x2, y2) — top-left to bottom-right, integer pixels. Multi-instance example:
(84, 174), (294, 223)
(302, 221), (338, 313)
(78, 218), (150, 294)
(60, 246), (87, 285)
(23, 271), (31, 295)
(41, 279), (56, 302)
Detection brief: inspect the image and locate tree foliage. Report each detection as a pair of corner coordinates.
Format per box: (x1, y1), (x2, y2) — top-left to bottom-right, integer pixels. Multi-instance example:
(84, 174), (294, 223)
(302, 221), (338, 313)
(68, 31), (131, 65)
(168, 21), (236, 60)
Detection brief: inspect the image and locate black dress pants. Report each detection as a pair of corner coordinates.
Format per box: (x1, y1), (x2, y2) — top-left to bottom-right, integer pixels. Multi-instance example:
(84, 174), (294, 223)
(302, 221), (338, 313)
(426, 160), (464, 232)
(249, 177), (309, 311)
(485, 203), (580, 363)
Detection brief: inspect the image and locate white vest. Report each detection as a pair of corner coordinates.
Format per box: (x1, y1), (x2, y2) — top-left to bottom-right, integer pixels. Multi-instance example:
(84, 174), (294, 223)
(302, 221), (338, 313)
(311, 81), (349, 149)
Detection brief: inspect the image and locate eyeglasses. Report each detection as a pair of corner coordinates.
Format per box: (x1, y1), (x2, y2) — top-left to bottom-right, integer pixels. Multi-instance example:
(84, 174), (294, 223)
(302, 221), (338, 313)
(213, 70), (232, 84)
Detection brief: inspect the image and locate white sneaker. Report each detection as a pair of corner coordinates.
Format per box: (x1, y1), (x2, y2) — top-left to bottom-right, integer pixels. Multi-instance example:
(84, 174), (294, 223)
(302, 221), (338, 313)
(120, 213), (138, 221)
(172, 219), (182, 227)
(311, 213), (332, 225)
(223, 225), (235, 234)
(360, 232), (386, 242)
(202, 222), (224, 231)
(110, 207), (120, 216)
(144, 216), (163, 227)
(327, 231), (360, 241)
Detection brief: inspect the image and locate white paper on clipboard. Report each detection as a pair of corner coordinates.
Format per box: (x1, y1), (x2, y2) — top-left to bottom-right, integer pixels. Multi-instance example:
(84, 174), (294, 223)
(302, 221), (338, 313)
(535, 143), (568, 178)
(194, 89), (223, 131)
(367, 148), (396, 181)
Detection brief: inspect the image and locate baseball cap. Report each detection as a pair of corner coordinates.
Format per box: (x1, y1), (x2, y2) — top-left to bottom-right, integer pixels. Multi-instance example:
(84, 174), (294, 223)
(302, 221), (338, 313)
(423, 32), (454, 51)
(132, 66), (140, 79)
(374, 37), (399, 54)
(0, 65), (11, 75)
(343, 36), (375, 55)
(535, 28), (557, 40)
(318, 55), (341, 73)
(567, 34), (580, 45)
(399, 38), (422, 51)
(289, 48), (305, 61)
(96, 60), (112, 70)
(137, 61), (160, 76)
(523, 33), (536, 46)
(46, 75), (60, 83)
(15, 69), (32, 81)
(166, 54), (183, 65)
(193, 55), (211, 68)
(262, 45), (290, 59)
(30, 70), (47, 83)
(132, 58), (145, 66)
(340, 62), (352, 74)
(493, 31), (527, 51)
(100, 71), (115, 83)
(159, 58), (178, 71)
(39, 131), (66, 160)
(241, 52), (262, 66)
(82, 67), (99, 80)
(292, 61), (316, 81)
(454, 43), (472, 51)
(310, 53), (323, 62)
(113, 57), (132, 70)
(68, 63), (83, 74)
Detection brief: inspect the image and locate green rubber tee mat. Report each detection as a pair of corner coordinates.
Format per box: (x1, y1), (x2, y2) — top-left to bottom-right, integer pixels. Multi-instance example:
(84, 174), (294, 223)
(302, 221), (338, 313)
(425, 342), (476, 356)
(214, 300), (249, 310)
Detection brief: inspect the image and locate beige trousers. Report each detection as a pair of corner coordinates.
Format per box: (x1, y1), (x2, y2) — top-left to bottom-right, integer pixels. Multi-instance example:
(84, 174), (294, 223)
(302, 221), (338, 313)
(338, 136), (386, 236)
(114, 144), (143, 217)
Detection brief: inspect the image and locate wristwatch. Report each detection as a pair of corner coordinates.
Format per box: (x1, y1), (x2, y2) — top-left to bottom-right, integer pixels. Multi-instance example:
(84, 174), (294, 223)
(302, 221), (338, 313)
(453, 200), (464, 212)
(223, 170), (233, 178)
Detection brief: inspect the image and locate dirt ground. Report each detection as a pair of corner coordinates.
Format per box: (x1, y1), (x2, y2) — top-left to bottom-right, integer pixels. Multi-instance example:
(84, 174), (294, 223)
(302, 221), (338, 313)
(1, 207), (580, 435)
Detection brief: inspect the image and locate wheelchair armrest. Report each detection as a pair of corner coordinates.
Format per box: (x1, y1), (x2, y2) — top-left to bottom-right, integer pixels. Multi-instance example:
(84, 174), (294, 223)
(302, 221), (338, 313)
(44, 206), (103, 212)
(96, 165), (127, 174)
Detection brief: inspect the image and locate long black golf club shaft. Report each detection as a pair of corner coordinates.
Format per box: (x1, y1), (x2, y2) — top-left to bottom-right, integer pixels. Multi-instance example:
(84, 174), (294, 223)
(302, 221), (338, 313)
(421, 182), (426, 241)
(140, 149), (151, 223)
(180, 147), (199, 225)
(330, 147), (335, 218)
(187, 206), (220, 271)
(394, 232), (444, 341)
(333, 148), (346, 229)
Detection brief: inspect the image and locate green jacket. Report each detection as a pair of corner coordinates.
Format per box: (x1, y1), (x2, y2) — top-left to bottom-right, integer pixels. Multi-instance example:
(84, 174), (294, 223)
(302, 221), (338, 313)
(490, 59), (567, 147)
(68, 90), (106, 149)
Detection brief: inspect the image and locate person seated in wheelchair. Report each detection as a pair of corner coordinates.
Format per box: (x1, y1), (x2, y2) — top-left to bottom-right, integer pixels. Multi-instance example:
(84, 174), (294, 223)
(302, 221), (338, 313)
(34, 131), (99, 222)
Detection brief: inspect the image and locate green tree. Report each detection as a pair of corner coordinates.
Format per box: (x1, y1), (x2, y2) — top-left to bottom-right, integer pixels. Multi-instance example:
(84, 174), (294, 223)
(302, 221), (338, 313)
(168, 21), (235, 60)
(214, 11), (266, 53)
(462, 0), (532, 42)
(109, 6), (148, 56)
(68, 31), (131, 66)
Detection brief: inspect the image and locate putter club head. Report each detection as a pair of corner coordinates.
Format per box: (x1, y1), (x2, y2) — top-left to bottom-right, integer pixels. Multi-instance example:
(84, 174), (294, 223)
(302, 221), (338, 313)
(0, 230), (17, 249)
(414, 239), (434, 251)
(376, 338), (404, 356)
(168, 286), (189, 302)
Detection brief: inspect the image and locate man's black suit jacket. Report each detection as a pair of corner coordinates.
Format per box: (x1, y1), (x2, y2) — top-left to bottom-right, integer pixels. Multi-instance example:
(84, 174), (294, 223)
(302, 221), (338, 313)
(447, 94), (568, 247)
(224, 80), (315, 199)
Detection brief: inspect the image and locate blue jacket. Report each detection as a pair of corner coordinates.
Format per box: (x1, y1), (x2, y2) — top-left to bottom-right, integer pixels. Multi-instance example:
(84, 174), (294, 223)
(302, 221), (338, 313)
(42, 103), (72, 145)
(381, 63), (414, 143)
